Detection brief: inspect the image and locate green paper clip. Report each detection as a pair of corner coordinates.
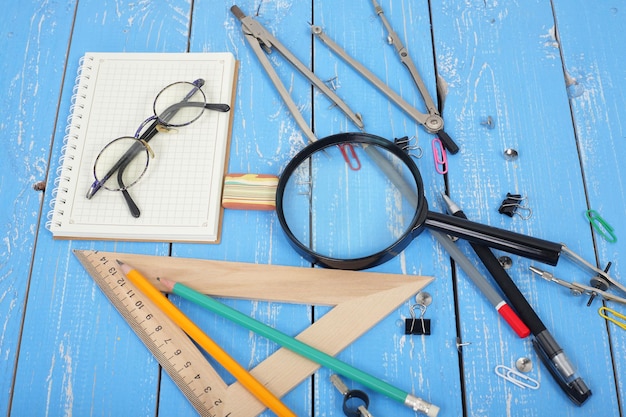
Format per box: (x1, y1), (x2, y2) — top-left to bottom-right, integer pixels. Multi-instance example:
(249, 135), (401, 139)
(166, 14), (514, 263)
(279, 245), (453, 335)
(585, 209), (617, 243)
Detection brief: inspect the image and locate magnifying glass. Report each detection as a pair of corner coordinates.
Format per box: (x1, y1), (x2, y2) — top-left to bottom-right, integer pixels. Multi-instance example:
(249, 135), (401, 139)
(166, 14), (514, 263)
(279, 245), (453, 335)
(275, 132), (563, 271)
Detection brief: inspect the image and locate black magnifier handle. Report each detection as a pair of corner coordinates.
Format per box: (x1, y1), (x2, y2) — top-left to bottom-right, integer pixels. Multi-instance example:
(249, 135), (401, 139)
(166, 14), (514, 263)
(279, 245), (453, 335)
(424, 211), (562, 266)
(366, 141), (560, 265)
(362, 141), (560, 265)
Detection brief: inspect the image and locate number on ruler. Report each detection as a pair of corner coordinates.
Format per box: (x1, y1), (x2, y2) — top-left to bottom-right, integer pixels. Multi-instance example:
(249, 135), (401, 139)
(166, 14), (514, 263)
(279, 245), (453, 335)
(88, 251), (227, 417)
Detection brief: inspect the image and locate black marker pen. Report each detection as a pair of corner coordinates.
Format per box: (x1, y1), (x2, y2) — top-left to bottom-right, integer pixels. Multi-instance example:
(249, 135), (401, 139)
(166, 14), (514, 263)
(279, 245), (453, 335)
(442, 194), (591, 406)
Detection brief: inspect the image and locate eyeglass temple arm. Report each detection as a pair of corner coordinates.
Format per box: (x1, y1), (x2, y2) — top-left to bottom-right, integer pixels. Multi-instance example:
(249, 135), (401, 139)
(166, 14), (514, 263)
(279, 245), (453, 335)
(88, 85), (229, 199)
(112, 102), (230, 215)
(117, 165), (141, 217)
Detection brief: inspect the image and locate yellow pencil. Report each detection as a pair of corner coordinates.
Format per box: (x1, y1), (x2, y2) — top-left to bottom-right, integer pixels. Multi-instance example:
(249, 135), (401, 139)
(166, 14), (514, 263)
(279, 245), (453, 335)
(116, 260), (296, 417)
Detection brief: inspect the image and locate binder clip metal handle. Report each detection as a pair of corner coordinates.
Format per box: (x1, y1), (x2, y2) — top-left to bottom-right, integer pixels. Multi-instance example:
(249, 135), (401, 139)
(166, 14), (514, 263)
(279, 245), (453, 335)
(405, 292), (432, 335)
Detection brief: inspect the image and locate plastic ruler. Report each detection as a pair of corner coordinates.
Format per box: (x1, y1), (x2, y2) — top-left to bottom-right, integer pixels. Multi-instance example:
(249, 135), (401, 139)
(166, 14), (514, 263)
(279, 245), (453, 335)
(75, 249), (229, 417)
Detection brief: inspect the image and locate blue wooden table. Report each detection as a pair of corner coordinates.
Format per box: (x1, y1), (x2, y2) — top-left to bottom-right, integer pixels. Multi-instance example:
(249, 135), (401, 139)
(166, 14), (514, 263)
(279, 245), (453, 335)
(2, 1), (625, 416)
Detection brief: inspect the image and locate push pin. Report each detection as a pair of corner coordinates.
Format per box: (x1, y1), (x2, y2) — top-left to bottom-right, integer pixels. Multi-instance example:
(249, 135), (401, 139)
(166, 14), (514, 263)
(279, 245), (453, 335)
(330, 374), (374, 417)
(405, 292), (432, 335)
(503, 148), (519, 161)
(498, 193), (532, 220)
(455, 337), (472, 352)
(481, 115), (495, 129)
(325, 76), (339, 91)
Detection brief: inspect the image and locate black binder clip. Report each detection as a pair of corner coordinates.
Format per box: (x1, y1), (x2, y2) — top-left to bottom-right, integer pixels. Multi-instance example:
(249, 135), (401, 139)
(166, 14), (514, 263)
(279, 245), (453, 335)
(498, 193), (532, 219)
(404, 292), (432, 335)
(394, 136), (423, 159)
(405, 316), (431, 335)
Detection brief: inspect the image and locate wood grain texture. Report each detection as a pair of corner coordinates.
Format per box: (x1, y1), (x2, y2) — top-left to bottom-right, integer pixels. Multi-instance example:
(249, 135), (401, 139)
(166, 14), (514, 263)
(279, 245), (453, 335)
(312, 1), (461, 415)
(552, 0), (626, 413)
(0, 1), (77, 415)
(103, 251), (432, 303)
(88, 250), (431, 416)
(432, 0), (622, 415)
(9, 0), (186, 416)
(3, 0), (625, 416)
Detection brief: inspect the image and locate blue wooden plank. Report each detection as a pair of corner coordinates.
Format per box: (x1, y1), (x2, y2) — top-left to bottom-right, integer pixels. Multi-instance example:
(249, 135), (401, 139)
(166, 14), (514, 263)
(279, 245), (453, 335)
(552, 0), (626, 413)
(5, 1), (624, 417)
(161, 1), (316, 416)
(10, 0), (190, 415)
(0, 1), (77, 415)
(431, 0), (620, 415)
(313, 1), (462, 415)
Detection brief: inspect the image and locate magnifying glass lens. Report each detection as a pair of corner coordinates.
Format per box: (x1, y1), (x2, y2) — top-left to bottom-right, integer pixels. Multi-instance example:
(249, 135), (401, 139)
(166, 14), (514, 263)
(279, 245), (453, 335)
(280, 141), (420, 263)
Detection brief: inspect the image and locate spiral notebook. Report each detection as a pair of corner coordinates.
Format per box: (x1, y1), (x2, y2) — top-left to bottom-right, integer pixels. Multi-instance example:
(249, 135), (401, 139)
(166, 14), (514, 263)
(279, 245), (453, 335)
(47, 52), (238, 243)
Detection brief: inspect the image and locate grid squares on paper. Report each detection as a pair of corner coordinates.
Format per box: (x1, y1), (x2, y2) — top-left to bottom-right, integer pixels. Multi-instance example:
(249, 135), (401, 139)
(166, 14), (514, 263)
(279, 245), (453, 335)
(61, 53), (235, 240)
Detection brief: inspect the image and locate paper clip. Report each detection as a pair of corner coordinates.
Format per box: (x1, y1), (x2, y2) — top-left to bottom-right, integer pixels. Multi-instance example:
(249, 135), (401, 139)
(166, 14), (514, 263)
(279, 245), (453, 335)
(339, 143), (361, 171)
(432, 137), (448, 174)
(494, 365), (540, 390)
(585, 209), (617, 243)
(599, 306), (626, 330)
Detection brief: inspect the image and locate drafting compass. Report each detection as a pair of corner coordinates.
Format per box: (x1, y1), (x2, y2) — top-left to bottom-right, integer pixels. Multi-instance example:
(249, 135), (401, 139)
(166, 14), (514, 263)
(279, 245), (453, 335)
(232, 5), (459, 155)
(311, 1), (459, 153)
(231, 5), (364, 144)
(529, 265), (626, 305)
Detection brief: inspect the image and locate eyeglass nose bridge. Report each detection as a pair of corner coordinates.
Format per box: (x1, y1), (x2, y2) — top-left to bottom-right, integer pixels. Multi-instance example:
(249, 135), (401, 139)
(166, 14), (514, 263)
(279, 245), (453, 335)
(139, 139), (155, 159)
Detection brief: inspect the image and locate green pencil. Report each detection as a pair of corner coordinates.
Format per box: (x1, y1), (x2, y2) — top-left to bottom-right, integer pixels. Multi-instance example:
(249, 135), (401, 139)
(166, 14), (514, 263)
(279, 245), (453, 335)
(158, 277), (439, 417)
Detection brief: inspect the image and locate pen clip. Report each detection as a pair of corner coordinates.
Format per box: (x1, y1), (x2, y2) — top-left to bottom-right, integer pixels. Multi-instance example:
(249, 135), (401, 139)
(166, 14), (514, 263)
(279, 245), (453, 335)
(532, 338), (591, 406)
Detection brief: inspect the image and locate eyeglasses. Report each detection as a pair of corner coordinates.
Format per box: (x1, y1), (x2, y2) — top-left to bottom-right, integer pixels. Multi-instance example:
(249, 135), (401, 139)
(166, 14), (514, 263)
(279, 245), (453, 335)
(85, 79), (230, 217)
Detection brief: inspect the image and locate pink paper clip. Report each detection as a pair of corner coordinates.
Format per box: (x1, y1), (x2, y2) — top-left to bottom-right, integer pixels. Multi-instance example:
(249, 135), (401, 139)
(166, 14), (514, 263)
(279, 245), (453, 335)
(432, 137), (448, 174)
(339, 143), (361, 171)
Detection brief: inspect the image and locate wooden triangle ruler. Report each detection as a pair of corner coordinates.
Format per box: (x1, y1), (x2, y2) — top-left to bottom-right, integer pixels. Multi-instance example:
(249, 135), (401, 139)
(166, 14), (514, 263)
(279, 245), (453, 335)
(75, 249), (432, 417)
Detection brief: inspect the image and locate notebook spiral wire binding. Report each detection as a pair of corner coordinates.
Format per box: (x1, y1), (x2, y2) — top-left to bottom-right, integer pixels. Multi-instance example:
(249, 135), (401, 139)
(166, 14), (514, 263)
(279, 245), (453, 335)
(46, 55), (95, 230)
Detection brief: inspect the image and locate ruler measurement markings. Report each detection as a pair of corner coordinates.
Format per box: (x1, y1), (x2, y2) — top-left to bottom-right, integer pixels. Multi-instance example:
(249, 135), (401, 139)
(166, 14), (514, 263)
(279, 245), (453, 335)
(75, 249), (433, 417)
(81, 250), (228, 417)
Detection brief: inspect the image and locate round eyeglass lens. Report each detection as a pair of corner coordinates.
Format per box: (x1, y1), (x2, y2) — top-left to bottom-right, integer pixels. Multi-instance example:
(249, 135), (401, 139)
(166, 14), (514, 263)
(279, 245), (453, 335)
(153, 81), (207, 127)
(280, 142), (421, 261)
(93, 136), (151, 192)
